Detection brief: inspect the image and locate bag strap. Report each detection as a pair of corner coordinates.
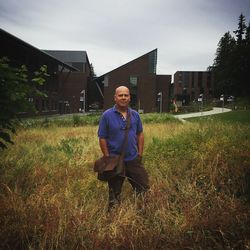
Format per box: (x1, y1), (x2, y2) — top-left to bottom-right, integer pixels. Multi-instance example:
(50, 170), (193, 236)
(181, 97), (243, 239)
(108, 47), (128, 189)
(115, 111), (131, 176)
(120, 110), (131, 158)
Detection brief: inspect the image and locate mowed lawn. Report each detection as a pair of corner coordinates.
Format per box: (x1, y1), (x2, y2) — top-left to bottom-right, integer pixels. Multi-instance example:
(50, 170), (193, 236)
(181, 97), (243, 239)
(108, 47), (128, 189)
(187, 109), (250, 124)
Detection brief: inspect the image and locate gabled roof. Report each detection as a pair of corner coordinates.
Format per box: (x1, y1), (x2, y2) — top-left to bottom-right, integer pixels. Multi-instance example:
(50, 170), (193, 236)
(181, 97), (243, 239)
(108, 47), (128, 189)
(96, 48), (157, 79)
(1, 28), (79, 71)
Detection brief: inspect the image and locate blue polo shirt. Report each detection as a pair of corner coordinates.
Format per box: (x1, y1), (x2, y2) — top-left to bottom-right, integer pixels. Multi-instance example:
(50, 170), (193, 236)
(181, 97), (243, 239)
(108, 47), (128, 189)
(98, 106), (143, 161)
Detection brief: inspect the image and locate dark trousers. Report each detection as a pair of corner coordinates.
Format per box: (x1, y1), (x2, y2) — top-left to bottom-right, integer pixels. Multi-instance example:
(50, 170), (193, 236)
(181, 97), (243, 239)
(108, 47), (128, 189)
(108, 157), (149, 209)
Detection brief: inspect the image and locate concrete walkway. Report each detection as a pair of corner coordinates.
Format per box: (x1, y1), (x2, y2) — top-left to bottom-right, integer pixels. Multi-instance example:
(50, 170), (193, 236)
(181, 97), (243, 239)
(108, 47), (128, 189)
(174, 107), (232, 122)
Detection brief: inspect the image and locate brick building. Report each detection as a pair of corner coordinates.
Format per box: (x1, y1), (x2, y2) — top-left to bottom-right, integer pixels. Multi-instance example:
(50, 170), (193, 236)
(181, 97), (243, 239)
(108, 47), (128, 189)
(44, 50), (93, 113)
(1, 29), (172, 115)
(96, 49), (171, 113)
(173, 71), (213, 105)
(1, 28), (93, 115)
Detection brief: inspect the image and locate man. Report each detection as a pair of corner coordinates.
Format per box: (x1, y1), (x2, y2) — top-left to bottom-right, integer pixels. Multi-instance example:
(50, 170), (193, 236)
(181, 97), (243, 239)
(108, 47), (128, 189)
(98, 86), (149, 210)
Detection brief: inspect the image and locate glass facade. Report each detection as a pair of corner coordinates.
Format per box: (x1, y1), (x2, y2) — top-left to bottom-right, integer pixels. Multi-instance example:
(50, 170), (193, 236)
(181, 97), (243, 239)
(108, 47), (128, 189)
(104, 75), (109, 87)
(129, 76), (138, 109)
(148, 50), (157, 74)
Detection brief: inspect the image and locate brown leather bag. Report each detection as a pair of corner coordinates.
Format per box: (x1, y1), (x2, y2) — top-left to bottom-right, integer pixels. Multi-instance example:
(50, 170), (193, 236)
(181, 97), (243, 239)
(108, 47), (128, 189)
(94, 155), (120, 173)
(94, 155), (123, 181)
(94, 112), (131, 181)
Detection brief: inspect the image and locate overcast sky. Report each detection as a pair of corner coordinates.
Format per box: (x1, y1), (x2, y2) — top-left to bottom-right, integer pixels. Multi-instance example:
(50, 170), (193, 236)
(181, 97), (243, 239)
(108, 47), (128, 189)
(1, 0), (250, 77)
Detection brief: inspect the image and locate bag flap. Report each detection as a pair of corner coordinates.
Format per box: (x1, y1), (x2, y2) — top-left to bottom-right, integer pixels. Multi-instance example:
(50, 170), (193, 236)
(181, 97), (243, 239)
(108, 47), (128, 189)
(94, 155), (120, 173)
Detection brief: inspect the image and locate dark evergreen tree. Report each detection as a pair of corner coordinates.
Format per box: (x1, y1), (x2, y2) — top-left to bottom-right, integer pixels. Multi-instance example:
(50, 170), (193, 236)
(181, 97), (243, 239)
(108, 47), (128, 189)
(243, 22), (250, 96)
(233, 13), (247, 45)
(245, 22), (250, 44)
(90, 63), (96, 79)
(212, 32), (236, 96)
(212, 14), (250, 97)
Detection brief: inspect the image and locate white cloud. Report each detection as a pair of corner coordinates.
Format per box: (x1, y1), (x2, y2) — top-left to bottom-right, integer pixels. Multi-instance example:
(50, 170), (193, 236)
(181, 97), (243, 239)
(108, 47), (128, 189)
(1, 0), (250, 76)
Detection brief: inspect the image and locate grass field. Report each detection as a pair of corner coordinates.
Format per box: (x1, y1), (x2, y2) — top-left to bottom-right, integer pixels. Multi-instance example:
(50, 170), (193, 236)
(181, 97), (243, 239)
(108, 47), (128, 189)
(0, 111), (249, 249)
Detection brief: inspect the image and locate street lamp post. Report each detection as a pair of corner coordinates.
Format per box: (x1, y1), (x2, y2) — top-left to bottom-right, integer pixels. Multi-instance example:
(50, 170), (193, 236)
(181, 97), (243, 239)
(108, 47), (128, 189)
(220, 94), (224, 112)
(80, 90), (85, 113)
(157, 92), (162, 113)
(198, 94), (203, 116)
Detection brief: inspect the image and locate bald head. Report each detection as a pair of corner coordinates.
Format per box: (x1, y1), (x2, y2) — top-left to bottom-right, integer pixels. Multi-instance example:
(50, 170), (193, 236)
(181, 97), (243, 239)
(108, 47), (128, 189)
(115, 86), (130, 95)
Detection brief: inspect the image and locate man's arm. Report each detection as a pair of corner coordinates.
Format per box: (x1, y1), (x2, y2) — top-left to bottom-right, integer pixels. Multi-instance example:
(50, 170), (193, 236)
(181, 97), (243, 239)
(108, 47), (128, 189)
(137, 132), (144, 157)
(99, 138), (109, 157)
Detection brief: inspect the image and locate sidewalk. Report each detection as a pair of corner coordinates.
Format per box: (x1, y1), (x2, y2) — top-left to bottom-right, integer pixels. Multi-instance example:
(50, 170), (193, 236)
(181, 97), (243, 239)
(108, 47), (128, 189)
(174, 107), (232, 122)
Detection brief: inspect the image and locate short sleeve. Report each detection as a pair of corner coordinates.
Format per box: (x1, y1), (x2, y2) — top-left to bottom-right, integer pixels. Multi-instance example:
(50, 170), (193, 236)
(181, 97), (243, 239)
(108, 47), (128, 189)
(136, 112), (143, 134)
(98, 114), (108, 138)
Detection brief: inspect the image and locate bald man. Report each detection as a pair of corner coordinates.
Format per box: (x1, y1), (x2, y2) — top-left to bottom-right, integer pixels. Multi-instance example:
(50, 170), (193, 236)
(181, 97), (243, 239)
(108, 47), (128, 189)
(98, 86), (149, 211)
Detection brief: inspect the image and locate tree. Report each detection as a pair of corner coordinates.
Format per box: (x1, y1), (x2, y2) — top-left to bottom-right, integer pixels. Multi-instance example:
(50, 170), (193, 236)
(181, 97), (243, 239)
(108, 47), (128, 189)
(212, 14), (250, 97)
(233, 13), (247, 45)
(245, 22), (250, 44)
(0, 57), (48, 149)
(212, 32), (236, 96)
(90, 63), (96, 79)
(243, 22), (250, 96)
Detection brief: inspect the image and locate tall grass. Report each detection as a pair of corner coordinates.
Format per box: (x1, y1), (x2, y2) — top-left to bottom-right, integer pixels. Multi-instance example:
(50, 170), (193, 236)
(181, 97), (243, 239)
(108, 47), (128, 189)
(0, 115), (249, 249)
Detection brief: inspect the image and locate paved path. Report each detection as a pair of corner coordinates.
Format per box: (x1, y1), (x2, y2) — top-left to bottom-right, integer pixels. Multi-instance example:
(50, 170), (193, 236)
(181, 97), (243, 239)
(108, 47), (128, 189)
(174, 107), (232, 122)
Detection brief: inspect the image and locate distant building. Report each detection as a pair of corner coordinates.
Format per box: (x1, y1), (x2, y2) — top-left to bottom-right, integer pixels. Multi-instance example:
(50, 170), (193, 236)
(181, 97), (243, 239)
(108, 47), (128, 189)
(173, 71), (213, 106)
(0, 28), (94, 116)
(4, 27), (212, 115)
(44, 50), (93, 113)
(95, 49), (171, 113)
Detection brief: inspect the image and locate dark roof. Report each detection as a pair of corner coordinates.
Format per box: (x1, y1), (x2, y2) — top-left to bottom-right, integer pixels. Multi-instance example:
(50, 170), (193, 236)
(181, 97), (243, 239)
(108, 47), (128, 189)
(0, 28), (79, 71)
(43, 50), (88, 63)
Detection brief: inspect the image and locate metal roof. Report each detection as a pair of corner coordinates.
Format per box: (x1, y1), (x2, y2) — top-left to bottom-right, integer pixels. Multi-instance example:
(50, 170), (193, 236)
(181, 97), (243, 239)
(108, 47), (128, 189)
(43, 50), (88, 63)
(0, 28), (79, 72)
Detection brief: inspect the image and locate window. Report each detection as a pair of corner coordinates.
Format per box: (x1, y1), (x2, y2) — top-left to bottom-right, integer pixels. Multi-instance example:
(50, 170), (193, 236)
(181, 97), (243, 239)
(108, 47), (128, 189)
(103, 75), (109, 87)
(130, 76), (138, 86)
(198, 72), (203, 88)
(191, 72), (195, 88)
(207, 72), (211, 88)
(72, 62), (84, 72)
(148, 50), (157, 74)
(183, 72), (189, 86)
(129, 76), (138, 109)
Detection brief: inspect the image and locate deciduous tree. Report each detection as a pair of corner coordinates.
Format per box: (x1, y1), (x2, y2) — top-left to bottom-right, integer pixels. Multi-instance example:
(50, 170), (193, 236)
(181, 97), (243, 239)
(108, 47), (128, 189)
(0, 57), (48, 149)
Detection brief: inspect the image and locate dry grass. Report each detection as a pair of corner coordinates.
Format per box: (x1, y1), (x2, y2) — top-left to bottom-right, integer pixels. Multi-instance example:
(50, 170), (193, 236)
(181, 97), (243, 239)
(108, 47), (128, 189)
(0, 120), (249, 249)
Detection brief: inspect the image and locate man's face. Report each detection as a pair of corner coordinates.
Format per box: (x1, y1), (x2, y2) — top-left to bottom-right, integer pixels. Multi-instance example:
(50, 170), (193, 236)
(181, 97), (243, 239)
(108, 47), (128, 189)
(114, 87), (130, 108)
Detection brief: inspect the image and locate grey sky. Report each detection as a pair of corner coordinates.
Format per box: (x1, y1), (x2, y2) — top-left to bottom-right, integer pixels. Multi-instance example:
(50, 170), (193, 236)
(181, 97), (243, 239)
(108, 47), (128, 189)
(0, 0), (249, 77)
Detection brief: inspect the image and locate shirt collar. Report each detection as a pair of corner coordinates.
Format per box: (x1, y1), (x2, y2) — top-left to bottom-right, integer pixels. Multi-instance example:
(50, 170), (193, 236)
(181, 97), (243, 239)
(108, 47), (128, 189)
(112, 105), (131, 114)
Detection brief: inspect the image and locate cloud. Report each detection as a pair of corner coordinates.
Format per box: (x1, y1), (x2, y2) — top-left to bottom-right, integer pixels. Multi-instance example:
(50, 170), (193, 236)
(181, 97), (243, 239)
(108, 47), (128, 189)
(1, 0), (249, 76)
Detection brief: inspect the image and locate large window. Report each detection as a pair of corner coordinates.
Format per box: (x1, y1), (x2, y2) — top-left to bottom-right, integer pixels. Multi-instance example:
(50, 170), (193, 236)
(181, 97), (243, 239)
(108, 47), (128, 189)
(72, 62), (84, 72)
(148, 50), (157, 74)
(129, 76), (138, 109)
(191, 72), (195, 88)
(183, 72), (189, 86)
(130, 76), (137, 86)
(207, 72), (211, 88)
(103, 75), (109, 87)
(198, 72), (203, 88)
